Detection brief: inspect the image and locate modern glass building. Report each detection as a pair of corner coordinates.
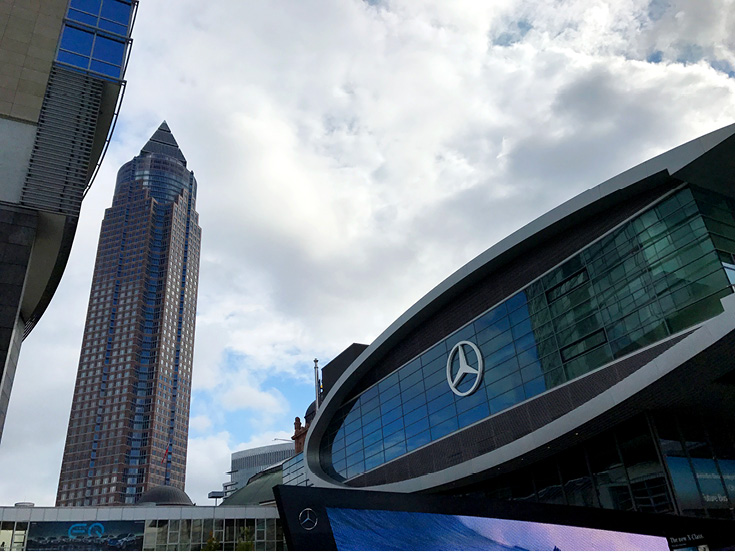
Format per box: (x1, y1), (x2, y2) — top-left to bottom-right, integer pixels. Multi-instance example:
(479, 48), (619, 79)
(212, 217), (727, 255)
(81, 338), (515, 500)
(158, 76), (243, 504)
(0, 503), (285, 551)
(223, 443), (295, 498)
(304, 124), (735, 521)
(0, 0), (137, 444)
(56, 122), (202, 506)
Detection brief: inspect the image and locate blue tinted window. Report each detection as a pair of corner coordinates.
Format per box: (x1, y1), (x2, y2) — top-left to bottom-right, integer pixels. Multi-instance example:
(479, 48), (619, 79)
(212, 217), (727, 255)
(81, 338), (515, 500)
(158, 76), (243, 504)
(429, 403), (457, 427)
(345, 450), (363, 468)
(98, 18), (127, 35)
(381, 405), (402, 425)
(60, 26), (94, 55)
(364, 439), (383, 458)
(57, 50), (89, 70)
(385, 441), (407, 462)
(485, 342), (516, 369)
(90, 59), (120, 78)
(511, 317), (533, 340)
(361, 394), (380, 414)
(345, 429), (361, 446)
(427, 391), (453, 413)
(70, 0), (101, 14)
(379, 382), (400, 402)
(421, 342), (447, 365)
(400, 358), (421, 377)
(476, 316), (511, 347)
(484, 356), (519, 385)
(506, 292), (527, 312)
(68, 8), (98, 25)
(422, 368), (446, 390)
(101, 0), (132, 25)
(345, 439), (363, 457)
(400, 369), (424, 390)
(490, 386), (525, 413)
(346, 461), (365, 478)
(520, 359), (543, 382)
(523, 375), (548, 399)
(405, 416), (429, 438)
(407, 430), (431, 451)
(458, 403), (490, 426)
(455, 387), (488, 414)
(362, 416), (381, 436)
(381, 395), (402, 416)
(431, 418), (459, 440)
(92, 35), (125, 65)
(474, 303), (507, 332)
(363, 428), (382, 447)
(404, 405), (428, 426)
(362, 405), (381, 426)
(364, 451), (384, 471)
(361, 385), (379, 403)
(487, 372), (523, 399)
(383, 417), (404, 438)
(509, 304), (530, 327)
(378, 373), (399, 394)
(424, 379), (447, 402)
(403, 394), (427, 415)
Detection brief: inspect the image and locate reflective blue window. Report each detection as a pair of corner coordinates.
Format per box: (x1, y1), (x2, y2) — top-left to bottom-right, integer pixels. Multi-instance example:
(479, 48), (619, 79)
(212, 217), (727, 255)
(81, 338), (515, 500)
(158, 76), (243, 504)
(57, 0), (133, 81)
(60, 26), (94, 55)
(93, 35), (125, 65)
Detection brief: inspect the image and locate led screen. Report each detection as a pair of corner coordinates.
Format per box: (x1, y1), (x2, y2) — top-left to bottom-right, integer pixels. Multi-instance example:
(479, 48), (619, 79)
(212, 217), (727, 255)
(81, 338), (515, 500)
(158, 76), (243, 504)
(326, 508), (670, 551)
(26, 520), (144, 551)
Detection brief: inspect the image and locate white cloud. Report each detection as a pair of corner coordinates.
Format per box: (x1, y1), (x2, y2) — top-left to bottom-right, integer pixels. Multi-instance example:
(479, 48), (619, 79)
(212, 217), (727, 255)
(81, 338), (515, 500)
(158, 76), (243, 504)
(1, 0), (734, 507)
(189, 415), (213, 434)
(185, 432), (234, 505)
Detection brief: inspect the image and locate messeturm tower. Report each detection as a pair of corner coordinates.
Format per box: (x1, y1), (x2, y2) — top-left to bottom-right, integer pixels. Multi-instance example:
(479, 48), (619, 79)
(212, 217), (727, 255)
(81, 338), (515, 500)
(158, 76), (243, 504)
(57, 122), (201, 506)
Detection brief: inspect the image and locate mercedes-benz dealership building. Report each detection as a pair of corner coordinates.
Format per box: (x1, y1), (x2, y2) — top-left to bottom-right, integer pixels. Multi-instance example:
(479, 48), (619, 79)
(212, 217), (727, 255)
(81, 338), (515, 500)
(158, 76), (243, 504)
(304, 123), (735, 521)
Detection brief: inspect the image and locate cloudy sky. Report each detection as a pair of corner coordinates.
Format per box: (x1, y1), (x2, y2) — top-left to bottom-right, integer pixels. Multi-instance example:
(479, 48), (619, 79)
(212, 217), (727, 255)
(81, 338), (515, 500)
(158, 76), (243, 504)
(1, 0), (734, 506)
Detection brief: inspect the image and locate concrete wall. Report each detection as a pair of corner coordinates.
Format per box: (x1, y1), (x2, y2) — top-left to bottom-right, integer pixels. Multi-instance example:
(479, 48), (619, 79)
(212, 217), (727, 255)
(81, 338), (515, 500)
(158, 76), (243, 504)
(0, 0), (66, 122)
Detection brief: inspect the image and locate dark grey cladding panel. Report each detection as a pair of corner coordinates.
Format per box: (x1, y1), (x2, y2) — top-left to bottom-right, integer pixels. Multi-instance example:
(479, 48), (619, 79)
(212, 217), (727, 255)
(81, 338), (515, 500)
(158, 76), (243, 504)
(347, 333), (689, 488)
(347, 177), (677, 401)
(673, 133), (735, 194)
(322, 343), (368, 397)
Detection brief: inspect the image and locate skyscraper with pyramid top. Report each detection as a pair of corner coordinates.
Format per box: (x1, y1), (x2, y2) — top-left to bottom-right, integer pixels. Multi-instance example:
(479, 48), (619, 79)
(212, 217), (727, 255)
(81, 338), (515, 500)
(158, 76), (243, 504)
(56, 122), (201, 506)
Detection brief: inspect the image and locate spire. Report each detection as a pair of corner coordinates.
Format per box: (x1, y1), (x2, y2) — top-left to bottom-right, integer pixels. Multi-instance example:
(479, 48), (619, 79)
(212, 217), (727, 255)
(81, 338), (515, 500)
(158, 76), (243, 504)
(140, 120), (187, 166)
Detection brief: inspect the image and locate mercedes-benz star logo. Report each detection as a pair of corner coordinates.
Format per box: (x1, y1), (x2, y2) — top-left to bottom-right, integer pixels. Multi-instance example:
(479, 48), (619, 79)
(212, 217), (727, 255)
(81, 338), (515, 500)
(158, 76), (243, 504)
(446, 340), (484, 397)
(299, 508), (318, 531)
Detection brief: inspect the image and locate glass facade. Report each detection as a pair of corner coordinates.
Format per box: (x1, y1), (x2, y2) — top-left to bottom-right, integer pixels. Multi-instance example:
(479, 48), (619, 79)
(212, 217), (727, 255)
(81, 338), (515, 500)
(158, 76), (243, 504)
(474, 412), (735, 520)
(282, 453), (311, 487)
(0, 514), (285, 551)
(0, 520), (27, 551)
(142, 517), (286, 551)
(321, 185), (735, 481)
(57, 0), (134, 81)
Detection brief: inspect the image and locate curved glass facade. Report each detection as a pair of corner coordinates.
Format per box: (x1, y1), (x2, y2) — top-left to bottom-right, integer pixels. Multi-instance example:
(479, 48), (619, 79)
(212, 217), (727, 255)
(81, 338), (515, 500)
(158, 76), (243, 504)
(321, 185), (735, 481)
(116, 154), (196, 205)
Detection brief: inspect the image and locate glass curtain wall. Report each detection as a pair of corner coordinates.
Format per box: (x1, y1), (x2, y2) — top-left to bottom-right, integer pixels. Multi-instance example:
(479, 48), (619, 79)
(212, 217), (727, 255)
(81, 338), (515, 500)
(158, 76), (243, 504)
(142, 517), (285, 551)
(322, 185), (735, 481)
(475, 412), (735, 520)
